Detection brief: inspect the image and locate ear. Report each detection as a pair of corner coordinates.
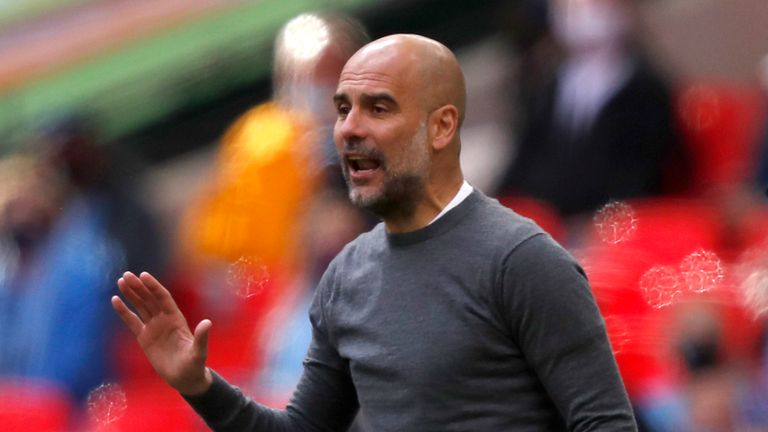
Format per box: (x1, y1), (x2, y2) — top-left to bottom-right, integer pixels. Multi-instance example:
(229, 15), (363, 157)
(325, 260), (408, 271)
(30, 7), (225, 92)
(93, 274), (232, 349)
(428, 105), (459, 152)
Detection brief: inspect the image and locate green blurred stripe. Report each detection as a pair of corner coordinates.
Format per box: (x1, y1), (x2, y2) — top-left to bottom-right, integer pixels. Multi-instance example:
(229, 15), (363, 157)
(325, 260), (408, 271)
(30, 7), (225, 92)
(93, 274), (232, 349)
(0, 0), (373, 147)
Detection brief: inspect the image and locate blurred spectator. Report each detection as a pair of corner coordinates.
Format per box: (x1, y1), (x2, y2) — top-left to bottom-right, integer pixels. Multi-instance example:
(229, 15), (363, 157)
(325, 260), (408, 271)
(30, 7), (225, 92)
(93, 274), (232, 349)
(0, 152), (121, 403)
(178, 12), (369, 278)
(168, 12), (370, 382)
(37, 115), (167, 276)
(499, 0), (560, 131)
(0, 113), (165, 408)
(674, 304), (739, 432)
(635, 302), (768, 432)
(497, 0), (688, 219)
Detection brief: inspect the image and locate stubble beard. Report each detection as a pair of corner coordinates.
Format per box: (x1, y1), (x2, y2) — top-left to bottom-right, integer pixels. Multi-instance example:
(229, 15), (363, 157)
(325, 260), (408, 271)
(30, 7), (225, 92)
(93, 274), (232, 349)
(345, 121), (430, 220)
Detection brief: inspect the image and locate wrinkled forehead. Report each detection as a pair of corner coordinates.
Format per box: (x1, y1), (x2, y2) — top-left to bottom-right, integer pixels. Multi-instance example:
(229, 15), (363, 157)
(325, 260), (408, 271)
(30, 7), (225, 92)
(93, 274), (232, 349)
(337, 40), (421, 93)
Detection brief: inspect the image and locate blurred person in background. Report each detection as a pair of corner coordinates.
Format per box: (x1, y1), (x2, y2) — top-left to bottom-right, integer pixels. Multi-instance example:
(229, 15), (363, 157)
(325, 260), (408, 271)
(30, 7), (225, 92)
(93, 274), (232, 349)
(497, 0), (688, 223)
(639, 303), (768, 432)
(0, 150), (122, 404)
(166, 11), (370, 384)
(178, 12), (370, 279)
(38, 115), (167, 277)
(0, 115), (165, 408)
(636, 303), (731, 432)
(499, 0), (559, 136)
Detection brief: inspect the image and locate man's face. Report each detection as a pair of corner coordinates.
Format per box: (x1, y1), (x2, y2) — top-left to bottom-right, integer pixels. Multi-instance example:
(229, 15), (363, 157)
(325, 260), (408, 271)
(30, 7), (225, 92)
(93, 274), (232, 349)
(551, 0), (630, 51)
(332, 48), (431, 218)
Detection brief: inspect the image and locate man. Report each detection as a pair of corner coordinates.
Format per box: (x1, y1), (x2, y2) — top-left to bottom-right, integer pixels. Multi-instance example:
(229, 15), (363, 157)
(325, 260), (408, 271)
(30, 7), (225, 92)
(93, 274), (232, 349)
(498, 0), (686, 217)
(113, 34), (638, 431)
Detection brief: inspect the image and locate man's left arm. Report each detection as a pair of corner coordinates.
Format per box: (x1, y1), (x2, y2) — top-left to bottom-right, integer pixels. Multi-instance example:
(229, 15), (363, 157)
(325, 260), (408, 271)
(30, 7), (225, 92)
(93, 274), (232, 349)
(500, 234), (638, 431)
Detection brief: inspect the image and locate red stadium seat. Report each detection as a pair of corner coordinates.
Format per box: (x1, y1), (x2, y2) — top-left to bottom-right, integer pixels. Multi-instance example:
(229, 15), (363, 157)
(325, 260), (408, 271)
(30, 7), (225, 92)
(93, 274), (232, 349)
(87, 379), (205, 432)
(675, 82), (764, 193)
(0, 379), (73, 432)
(733, 203), (768, 254)
(577, 197), (725, 397)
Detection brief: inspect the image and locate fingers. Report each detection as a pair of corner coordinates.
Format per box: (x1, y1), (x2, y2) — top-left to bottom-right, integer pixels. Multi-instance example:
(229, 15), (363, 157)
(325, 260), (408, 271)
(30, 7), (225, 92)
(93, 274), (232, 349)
(193, 319), (212, 357)
(116, 270), (185, 326)
(122, 272), (161, 316)
(117, 276), (153, 322)
(111, 295), (144, 337)
(139, 271), (180, 314)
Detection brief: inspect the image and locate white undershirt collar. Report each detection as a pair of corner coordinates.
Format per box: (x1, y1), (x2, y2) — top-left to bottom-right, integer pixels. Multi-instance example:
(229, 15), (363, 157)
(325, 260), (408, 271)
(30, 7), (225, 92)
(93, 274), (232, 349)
(428, 180), (473, 226)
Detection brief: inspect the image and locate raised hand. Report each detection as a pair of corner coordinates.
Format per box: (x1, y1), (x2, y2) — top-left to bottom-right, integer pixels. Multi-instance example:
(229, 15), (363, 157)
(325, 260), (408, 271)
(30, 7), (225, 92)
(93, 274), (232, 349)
(112, 271), (213, 396)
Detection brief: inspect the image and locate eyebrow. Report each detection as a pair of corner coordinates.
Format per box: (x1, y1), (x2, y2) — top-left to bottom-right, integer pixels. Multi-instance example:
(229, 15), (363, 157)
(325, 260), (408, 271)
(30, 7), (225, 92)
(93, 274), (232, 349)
(333, 92), (399, 107)
(362, 92), (398, 106)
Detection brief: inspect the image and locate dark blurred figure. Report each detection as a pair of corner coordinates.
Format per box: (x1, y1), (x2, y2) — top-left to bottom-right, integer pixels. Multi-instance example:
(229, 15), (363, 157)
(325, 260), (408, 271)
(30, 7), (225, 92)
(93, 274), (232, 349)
(38, 116), (167, 276)
(0, 115), (165, 405)
(499, 0), (560, 131)
(674, 306), (736, 432)
(0, 151), (121, 403)
(637, 303), (768, 432)
(498, 0), (688, 219)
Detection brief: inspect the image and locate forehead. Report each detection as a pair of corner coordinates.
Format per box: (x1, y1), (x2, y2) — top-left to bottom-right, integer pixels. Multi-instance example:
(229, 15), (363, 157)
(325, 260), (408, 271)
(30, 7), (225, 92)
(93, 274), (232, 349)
(336, 43), (417, 96)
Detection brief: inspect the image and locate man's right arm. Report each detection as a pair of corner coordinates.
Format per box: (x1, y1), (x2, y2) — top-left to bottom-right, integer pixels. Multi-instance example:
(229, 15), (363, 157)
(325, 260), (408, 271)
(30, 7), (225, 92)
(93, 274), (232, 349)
(184, 355), (358, 432)
(183, 309), (359, 432)
(112, 271), (358, 432)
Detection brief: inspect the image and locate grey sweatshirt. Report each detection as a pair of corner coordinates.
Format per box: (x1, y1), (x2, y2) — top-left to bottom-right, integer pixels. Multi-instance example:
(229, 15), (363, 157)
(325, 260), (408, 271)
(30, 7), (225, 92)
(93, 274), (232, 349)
(185, 190), (637, 431)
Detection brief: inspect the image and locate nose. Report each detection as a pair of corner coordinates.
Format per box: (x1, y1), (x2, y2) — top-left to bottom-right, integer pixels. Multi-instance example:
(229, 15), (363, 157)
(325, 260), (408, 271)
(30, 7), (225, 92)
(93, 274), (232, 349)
(334, 106), (367, 147)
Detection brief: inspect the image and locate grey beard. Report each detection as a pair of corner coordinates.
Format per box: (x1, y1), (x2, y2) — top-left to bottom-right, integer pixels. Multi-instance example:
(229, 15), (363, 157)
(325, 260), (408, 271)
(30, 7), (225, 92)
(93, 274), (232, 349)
(341, 119), (429, 221)
(347, 172), (425, 221)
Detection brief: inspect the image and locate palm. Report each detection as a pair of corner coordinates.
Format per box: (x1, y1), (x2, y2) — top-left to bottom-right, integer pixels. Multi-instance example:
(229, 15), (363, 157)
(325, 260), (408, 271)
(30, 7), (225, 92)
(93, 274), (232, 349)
(138, 311), (195, 378)
(112, 271), (212, 395)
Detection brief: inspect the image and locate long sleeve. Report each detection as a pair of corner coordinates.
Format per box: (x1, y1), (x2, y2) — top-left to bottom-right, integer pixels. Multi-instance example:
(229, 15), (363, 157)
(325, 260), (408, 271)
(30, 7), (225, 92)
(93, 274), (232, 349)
(499, 233), (638, 431)
(184, 268), (359, 432)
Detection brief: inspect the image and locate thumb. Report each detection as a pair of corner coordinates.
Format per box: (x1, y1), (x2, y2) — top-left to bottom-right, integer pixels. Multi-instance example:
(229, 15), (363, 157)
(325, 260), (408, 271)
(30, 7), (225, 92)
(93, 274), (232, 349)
(192, 319), (212, 357)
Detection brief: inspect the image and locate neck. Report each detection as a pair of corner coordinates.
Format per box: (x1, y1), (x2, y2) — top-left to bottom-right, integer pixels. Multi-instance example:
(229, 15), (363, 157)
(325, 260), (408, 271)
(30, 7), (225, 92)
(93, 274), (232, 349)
(383, 172), (464, 234)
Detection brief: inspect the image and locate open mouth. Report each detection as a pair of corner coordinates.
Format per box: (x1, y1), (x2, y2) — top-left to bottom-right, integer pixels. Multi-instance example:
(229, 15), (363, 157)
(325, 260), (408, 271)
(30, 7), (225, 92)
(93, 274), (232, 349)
(346, 155), (381, 173)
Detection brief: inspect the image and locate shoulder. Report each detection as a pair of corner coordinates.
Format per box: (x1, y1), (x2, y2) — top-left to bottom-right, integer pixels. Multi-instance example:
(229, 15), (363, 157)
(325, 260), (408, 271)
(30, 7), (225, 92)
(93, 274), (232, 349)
(505, 232), (581, 275)
(464, 192), (550, 252)
(464, 194), (581, 278)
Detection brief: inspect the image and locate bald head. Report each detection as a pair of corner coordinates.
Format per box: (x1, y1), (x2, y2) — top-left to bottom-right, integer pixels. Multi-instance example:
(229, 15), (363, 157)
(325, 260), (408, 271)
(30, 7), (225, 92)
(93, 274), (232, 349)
(333, 34), (468, 229)
(344, 34), (467, 128)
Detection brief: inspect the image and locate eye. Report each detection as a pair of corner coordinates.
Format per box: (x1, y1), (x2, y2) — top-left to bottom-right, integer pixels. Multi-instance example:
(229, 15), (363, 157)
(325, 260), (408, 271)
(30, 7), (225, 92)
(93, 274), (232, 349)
(336, 104), (351, 118)
(372, 105), (388, 114)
